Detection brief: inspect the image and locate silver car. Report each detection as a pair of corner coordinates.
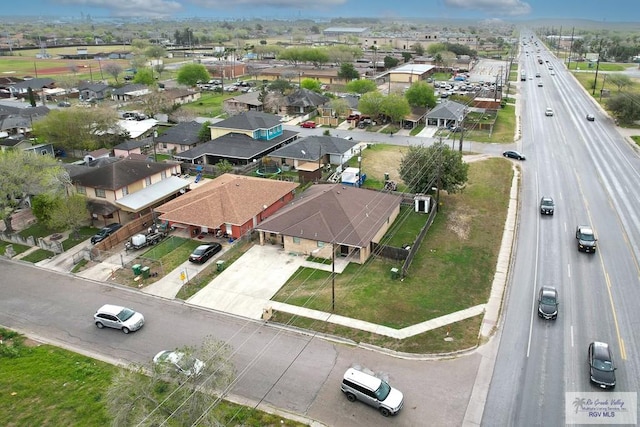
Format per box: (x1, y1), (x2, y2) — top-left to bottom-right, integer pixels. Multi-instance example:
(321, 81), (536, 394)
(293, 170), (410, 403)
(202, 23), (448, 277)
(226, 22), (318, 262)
(94, 304), (145, 334)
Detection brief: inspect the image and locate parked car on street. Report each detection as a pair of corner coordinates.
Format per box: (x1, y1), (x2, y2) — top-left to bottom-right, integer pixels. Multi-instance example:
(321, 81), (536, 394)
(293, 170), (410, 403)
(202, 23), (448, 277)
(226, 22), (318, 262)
(188, 243), (222, 263)
(503, 150), (526, 160)
(153, 350), (205, 378)
(91, 223), (122, 244)
(300, 121), (317, 128)
(94, 304), (144, 333)
(341, 368), (404, 417)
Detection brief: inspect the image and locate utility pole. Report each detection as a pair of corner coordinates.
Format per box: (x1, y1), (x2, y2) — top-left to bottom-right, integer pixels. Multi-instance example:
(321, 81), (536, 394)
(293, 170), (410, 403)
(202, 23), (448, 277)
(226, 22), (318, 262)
(592, 37), (603, 96)
(567, 27), (575, 70)
(556, 26), (562, 57)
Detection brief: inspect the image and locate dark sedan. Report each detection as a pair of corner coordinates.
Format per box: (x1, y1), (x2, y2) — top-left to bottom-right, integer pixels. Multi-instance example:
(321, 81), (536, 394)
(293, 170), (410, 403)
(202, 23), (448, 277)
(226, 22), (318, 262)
(90, 223), (123, 244)
(586, 113), (595, 121)
(588, 342), (616, 389)
(503, 150), (526, 160)
(188, 243), (222, 263)
(537, 286), (558, 320)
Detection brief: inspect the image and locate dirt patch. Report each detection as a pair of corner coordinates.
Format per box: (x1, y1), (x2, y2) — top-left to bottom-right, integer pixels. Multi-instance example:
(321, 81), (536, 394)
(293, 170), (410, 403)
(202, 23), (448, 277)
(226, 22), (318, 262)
(361, 145), (407, 183)
(447, 208), (473, 240)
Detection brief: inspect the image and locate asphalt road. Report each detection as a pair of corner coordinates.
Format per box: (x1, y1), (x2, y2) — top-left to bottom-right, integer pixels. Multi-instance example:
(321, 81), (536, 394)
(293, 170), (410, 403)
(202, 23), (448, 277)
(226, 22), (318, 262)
(483, 35), (640, 425)
(0, 260), (482, 426)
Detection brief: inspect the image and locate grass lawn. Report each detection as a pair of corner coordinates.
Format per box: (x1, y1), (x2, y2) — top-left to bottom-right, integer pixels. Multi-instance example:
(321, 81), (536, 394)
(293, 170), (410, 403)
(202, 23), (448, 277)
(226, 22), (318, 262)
(180, 92), (236, 118)
(18, 222), (61, 239)
(465, 104), (515, 143)
(0, 240), (31, 256)
(62, 226), (100, 251)
(272, 158), (513, 352)
(20, 249), (55, 263)
(0, 328), (306, 426)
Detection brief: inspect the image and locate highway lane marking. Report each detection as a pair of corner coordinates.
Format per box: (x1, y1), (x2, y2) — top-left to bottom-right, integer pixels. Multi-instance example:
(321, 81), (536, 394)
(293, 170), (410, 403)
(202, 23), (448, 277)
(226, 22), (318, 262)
(567, 263), (571, 278)
(602, 269), (627, 360)
(571, 325), (574, 348)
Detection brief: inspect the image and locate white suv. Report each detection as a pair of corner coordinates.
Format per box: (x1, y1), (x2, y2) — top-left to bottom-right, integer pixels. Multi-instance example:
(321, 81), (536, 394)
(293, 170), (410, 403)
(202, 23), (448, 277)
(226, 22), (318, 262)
(340, 368), (404, 417)
(94, 304), (145, 334)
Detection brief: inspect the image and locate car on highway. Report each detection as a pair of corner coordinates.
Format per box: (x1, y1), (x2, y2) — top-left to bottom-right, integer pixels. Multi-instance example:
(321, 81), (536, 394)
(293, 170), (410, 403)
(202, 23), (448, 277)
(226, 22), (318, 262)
(537, 81), (543, 87)
(90, 223), (123, 244)
(540, 197), (555, 215)
(588, 341), (616, 389)
(503, 150), (526, 160)
(94, 304), (145, 333)
(300, 121), (317, 128)
(576, 225), (597, 253)
(586, 113), (595, 121)
(537, 286), (558, 320)
(545, 107), (554, 116)
(341, 368), (404, 417)
(153, 350), (205, 378)
(535, 72), (541, 77)
(188, 243), (222, 263)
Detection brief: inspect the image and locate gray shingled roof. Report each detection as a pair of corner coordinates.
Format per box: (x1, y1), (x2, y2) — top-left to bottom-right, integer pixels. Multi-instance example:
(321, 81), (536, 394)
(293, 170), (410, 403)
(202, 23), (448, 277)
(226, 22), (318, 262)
(213, 111), (282, 131)
(285, 88), (329, 108)
(154, 121), (202, 146)
(10, 78), (56, 89)
(257, 184), (401, 247)
(426, 100), (467, 120)
(269, 136), (357, 161)
(73, 158), (174, 190)
(173, 130), (297, 161)
(113, 137), (153, 151)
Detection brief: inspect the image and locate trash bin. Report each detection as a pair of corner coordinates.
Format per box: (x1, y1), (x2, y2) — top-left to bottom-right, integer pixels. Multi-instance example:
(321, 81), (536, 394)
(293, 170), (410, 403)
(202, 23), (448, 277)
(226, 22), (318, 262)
(132, 264), (142, 275)
(141, 266), (150, 279)
(216, 260), (225, 272)
(390, 267), (399, 280)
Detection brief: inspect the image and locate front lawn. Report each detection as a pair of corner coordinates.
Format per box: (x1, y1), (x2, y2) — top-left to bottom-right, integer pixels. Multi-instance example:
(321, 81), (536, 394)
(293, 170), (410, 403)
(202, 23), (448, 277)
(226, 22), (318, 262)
(273, 158), (512, 340)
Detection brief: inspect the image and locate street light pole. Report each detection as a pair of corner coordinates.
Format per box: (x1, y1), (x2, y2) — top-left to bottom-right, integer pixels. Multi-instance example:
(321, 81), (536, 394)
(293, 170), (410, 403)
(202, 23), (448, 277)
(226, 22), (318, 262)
(332, 242), (335, 312)
(152, 129), (158, 162)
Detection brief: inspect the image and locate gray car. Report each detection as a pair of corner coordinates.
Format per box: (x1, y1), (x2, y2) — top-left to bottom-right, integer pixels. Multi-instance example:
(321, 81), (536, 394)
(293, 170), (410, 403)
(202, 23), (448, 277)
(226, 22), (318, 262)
(540, 197), (555, 215)
(341, 368), (404, 417)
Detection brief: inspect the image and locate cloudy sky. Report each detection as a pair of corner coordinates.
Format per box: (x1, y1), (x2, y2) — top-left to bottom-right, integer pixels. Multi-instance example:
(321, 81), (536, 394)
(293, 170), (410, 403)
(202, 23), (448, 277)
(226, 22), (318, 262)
(4, 0), (638, 21)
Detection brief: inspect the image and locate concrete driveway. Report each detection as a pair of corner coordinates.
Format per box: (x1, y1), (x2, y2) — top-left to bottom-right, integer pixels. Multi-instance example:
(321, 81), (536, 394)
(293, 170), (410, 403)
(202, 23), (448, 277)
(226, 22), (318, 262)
(187, 245), (307, 319)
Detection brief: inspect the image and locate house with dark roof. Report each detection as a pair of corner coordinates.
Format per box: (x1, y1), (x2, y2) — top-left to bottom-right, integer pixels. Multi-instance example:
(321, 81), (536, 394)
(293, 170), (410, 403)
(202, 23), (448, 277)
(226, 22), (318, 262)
(268, 135), (362, 183)
(172, 130), (296, 167)
(113, 137), (154, 159)
(0, 105), (50, 137)
(77, 81), (112, 101)
(70, 158), (185, 224)
(172, 112), (298, 168)
(283, 88), (330, 116)
(154, 121), (202, 155)
(256, 184), (402, 264)
(162, 88), (201, 106)
(426, 100), (467, 128)
(155, 173), (298, 239)
(7, 78), (56, 97)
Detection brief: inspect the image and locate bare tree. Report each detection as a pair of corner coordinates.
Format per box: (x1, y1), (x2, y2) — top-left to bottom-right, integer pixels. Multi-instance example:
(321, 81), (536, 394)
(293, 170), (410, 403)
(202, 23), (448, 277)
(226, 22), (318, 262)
(103, 62), (124, 83)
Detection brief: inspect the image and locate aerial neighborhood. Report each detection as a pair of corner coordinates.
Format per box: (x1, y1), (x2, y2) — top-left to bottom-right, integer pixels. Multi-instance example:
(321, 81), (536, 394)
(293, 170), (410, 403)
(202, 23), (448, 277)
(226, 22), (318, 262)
(2, 12), (640, 426)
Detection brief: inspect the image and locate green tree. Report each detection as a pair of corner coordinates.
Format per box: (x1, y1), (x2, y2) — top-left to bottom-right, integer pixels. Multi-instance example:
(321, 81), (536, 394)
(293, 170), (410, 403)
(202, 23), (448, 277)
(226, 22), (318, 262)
(358, 91), (384, 118)
(607, 93), (640, 125)
(132, 67), (155, 85)
(31, 193), (59, 225)
(176, 63), (210, 87)
(405, 81), (437, 108)
(47, 193), (89, 239)
(216, 159), (234, 175)
(398, 142), (468, 194)
(413, 43), (425, 56)
(32, 107), (120, 153)
(300, 78), (321, 92)
(198, 121), (211, 142)
(106, 336), (235, 427)
(27, 87), (37, 107)
(401, 52), (412, 63)
(346, 79), (377, 94)
(329, 97), (350, 118)
(383, 55), (399, 69)
(380, 93), (411, 124)
(337, 62), (359, 81)
(0, 151), (66, 233)
(427, 43), (447, 55)
(268, 79), (292, 94)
